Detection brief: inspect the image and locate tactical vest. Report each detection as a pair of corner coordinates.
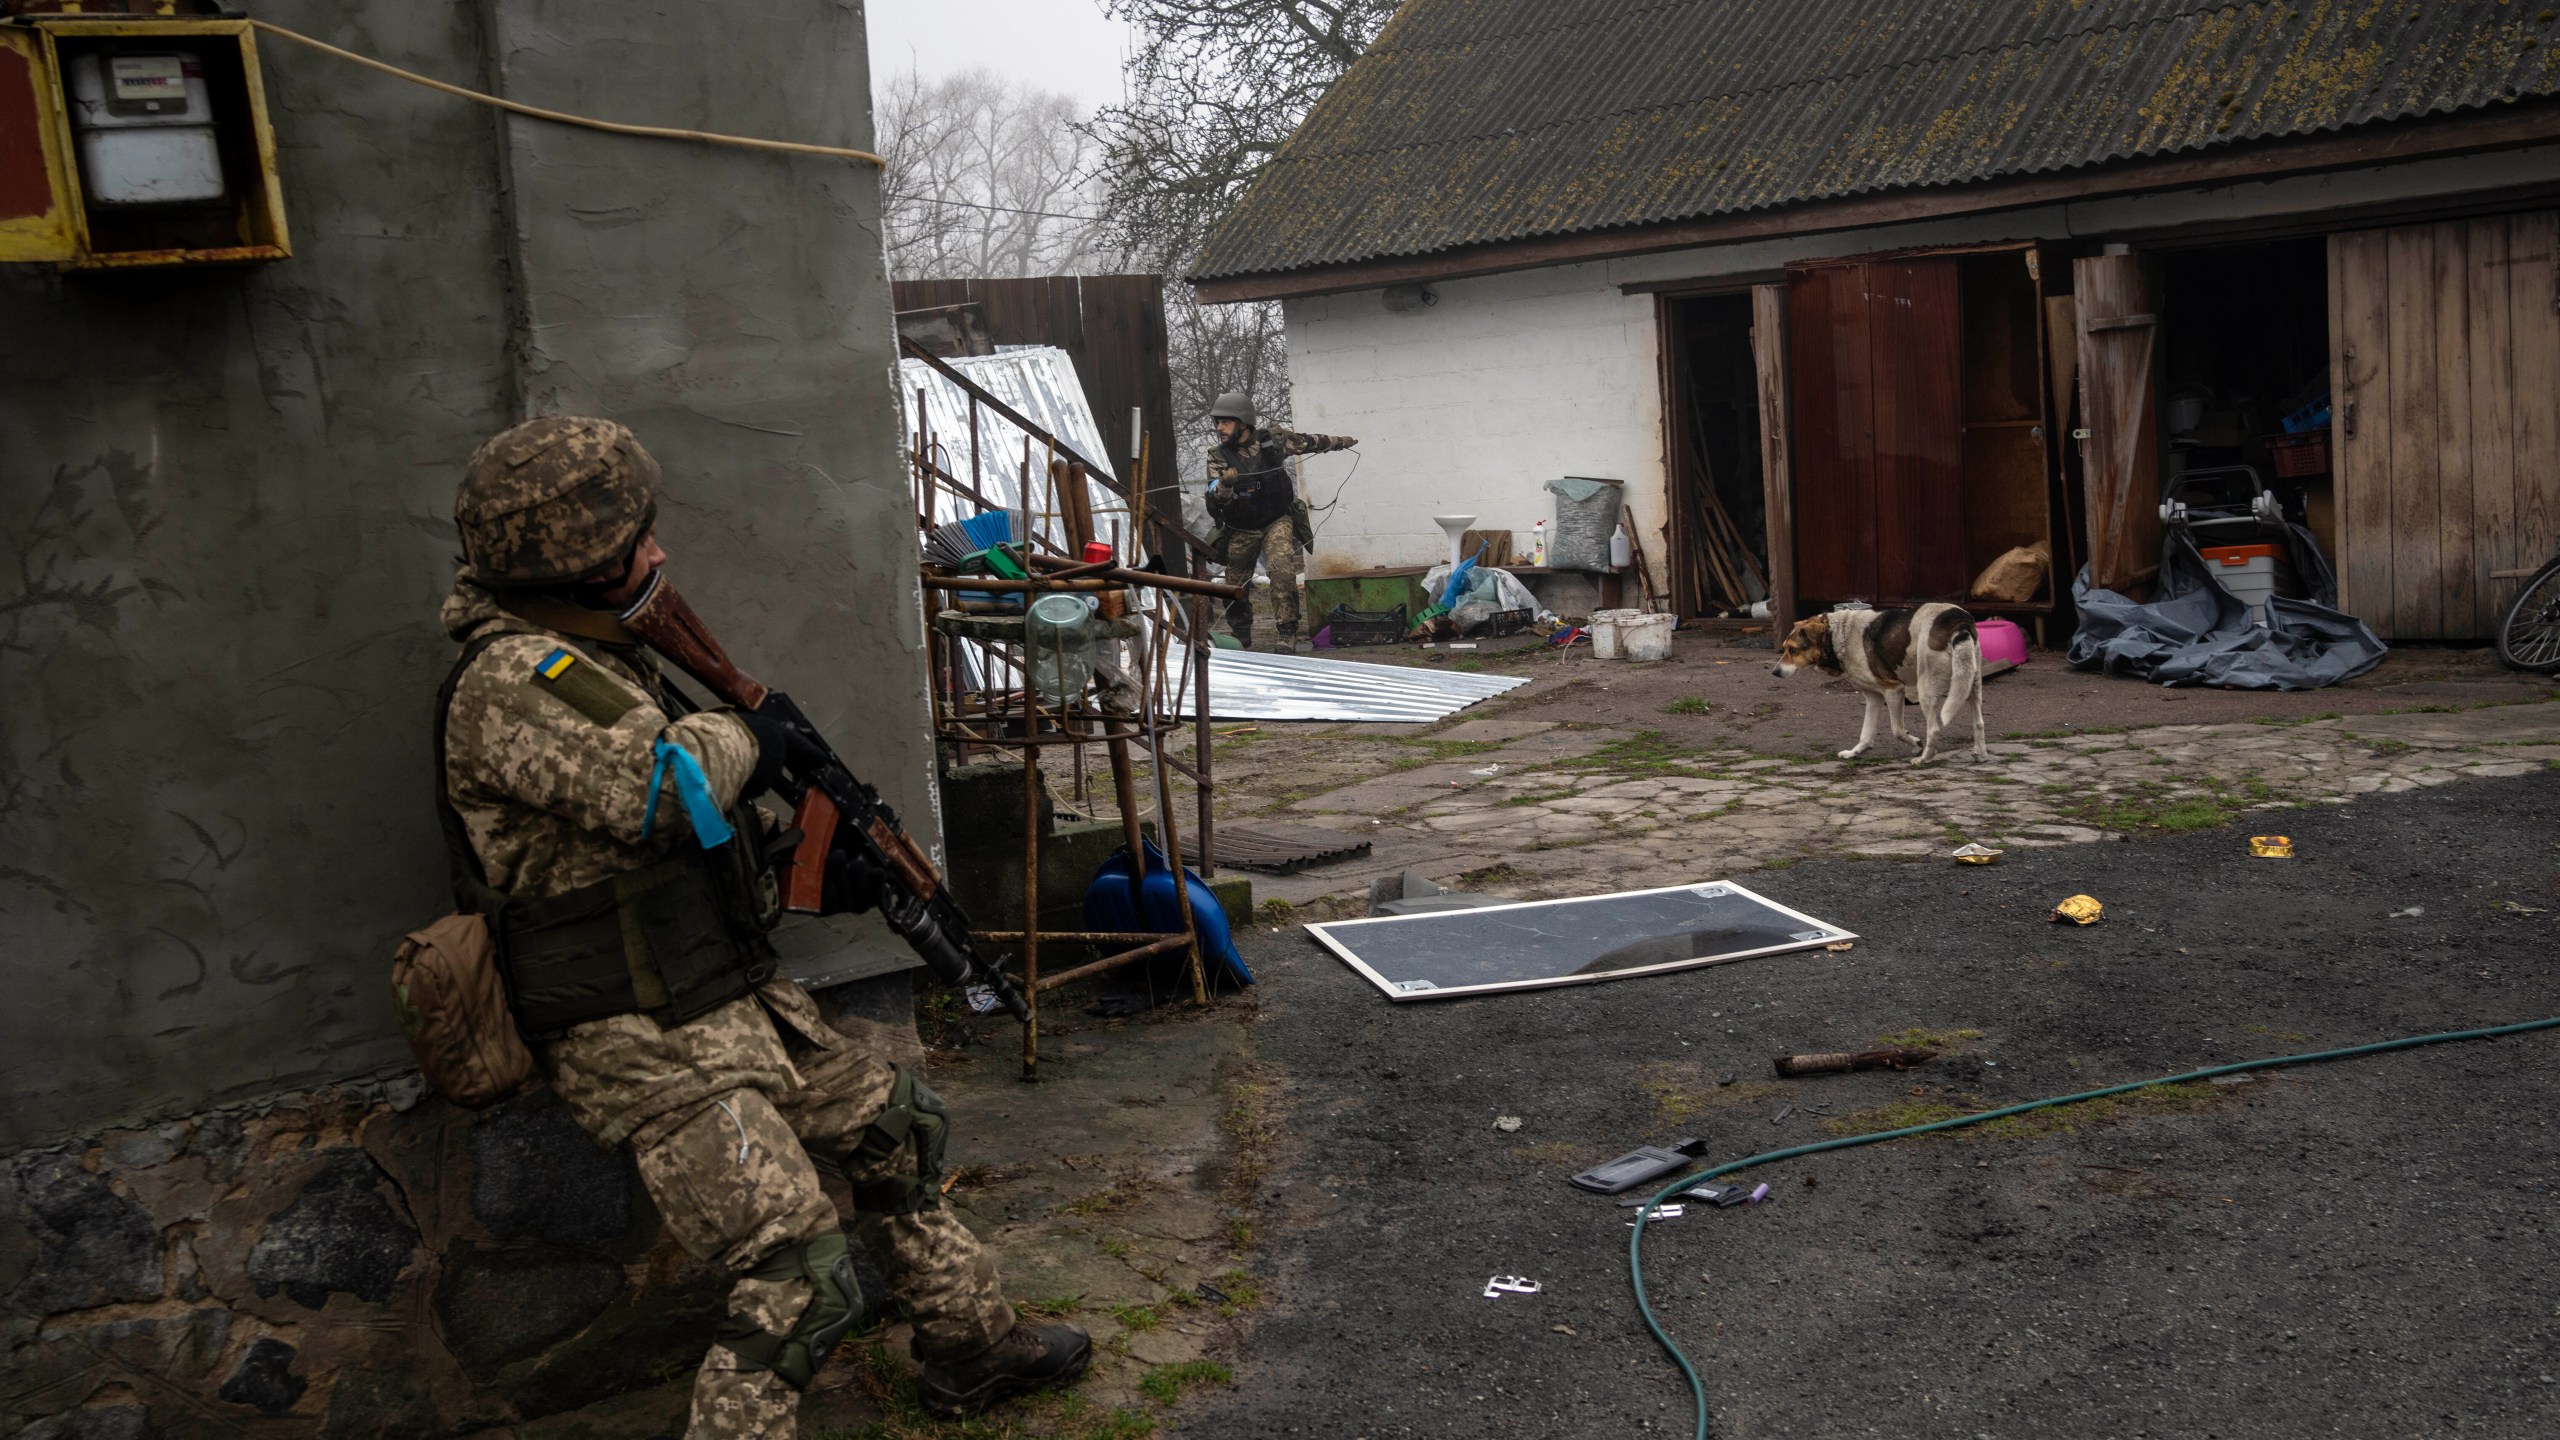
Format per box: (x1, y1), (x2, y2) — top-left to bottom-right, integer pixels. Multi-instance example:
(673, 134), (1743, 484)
(1212, 434), (1296, 531)
(434, 631), (780, 1038)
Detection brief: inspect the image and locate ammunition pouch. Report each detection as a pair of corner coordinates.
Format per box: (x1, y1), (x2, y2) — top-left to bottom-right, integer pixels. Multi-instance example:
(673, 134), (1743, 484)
(845, 1067), (951, 1216)
(494, 843), (777, 1037)
(716, 1232), (864, 1390)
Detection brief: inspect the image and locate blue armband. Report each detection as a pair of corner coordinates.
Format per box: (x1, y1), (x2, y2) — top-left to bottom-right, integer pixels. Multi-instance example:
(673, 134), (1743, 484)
(639, 737), (736, 848)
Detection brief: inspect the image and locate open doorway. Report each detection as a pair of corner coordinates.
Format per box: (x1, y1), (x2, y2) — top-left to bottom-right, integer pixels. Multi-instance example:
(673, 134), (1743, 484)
(2158, 238), (2333, 555)
(1661, 293), (1769, 617)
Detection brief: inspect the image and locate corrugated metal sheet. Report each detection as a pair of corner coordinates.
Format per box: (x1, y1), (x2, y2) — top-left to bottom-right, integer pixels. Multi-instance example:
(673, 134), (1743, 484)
(1178, 649), (1529, 722)
(900, 346), (1126, 542)
(1194, 0), (2560, 282)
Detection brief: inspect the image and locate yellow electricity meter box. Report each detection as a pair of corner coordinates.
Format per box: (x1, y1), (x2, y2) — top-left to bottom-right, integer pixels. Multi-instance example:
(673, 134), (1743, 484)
(2, 3), (289, 267)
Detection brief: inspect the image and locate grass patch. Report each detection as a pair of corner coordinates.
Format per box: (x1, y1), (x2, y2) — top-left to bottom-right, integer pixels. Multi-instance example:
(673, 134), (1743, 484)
(1664, 695), (1715, 715)
(1215, 1064), (1280, 1252)
(2249, 711), (2341, 727)
(2061, 781), (2250, 833)
(1206, 1269), (1262, 1313)
(1017, 1294), (1084, 1317)
(1405, 737), (1505, 759)
(2361, 737), (2415, 757)
(1501, 788), (1576, 807)
(1561, 729), (1705, 774)
(1107, 1302), (1160, 1332)
(1455, 861), (1531, 887)
(1138, 1361), (1233, 1406)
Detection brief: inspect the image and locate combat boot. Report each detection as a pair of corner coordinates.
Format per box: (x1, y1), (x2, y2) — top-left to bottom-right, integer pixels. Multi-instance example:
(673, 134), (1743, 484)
(1274, 626), (1299, 654)
(918, 1321), (1091, 1416)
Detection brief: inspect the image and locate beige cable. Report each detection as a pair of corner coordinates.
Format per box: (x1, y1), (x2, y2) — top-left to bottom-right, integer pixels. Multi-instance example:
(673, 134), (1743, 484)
(248, 20), (885, 168)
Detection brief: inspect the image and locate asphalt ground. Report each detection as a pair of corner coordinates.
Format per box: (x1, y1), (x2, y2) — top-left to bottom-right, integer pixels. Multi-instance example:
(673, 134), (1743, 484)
(1193, 770), (2560, 1438)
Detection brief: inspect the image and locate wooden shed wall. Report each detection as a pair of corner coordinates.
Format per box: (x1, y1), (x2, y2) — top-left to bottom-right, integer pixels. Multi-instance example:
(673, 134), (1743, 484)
(2330, 214), (2560, 641)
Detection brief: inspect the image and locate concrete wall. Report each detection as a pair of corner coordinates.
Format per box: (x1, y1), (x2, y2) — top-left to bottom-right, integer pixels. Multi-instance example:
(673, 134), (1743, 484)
(1279, 141), (2560, 599)
(0, 2), (928, 1146)
(0, 5), (935, 1433)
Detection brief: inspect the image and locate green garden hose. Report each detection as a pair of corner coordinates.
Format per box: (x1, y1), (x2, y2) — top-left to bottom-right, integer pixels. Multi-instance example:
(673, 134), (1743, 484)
(1627, 1015), (2560, 1440)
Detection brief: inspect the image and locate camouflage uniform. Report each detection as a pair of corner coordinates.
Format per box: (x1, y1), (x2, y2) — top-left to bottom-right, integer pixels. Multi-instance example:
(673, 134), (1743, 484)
(439, 573), (1013, 1439)
(1207, 426), (1355, 645)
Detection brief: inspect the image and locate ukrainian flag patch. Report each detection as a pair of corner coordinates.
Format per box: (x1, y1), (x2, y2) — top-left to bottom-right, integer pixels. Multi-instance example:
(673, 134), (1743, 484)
(536, 648), (578, 681)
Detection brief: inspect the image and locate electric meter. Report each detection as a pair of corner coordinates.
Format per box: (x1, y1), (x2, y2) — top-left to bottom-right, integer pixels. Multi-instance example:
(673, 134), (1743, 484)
(66, 51), (226, 205)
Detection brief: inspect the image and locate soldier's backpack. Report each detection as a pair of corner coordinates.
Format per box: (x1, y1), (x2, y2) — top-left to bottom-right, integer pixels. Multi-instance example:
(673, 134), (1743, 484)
(390, 913), (532, 1106)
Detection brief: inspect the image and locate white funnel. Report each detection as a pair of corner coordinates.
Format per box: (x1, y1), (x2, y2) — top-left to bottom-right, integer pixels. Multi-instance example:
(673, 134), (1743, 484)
(1432, 514), (1477, 569)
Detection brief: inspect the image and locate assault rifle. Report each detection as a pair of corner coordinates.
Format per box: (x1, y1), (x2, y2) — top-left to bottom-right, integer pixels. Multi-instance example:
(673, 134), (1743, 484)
(616, 572), (1030, 1021)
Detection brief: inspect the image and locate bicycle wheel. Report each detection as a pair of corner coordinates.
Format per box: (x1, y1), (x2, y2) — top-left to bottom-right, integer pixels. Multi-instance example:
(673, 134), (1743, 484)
(2496, 555), (2560, 673)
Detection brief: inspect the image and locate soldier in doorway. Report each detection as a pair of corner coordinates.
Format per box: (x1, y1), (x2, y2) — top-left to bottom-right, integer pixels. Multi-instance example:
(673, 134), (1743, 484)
(1203, 392), (1356, 651)
(436, 416), (1088, 1437)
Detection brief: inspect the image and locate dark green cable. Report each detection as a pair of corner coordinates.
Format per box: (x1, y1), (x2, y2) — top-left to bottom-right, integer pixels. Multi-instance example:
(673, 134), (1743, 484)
(1627, 1015), (2560, 1440)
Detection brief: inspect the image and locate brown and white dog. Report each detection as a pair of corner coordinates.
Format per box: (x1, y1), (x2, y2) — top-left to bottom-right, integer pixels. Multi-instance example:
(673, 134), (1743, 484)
(1773, 604), (1991, 763)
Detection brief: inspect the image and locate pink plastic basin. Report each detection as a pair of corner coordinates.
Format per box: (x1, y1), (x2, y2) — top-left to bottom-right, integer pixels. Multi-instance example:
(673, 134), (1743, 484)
(1976, 616), (2028, 670)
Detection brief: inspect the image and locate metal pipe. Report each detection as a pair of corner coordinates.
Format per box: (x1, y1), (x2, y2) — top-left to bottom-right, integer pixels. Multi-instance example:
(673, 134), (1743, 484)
(1034, 934), (1193, 992)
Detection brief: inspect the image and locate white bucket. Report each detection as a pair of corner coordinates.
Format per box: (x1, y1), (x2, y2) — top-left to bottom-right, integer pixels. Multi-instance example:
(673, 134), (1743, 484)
(1587, 608), (1639, 660)
(1620, 611), (1676, 662)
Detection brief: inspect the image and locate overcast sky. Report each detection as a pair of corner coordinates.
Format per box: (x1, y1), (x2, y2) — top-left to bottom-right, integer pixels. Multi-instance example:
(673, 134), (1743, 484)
(867, 0), (1134, 113)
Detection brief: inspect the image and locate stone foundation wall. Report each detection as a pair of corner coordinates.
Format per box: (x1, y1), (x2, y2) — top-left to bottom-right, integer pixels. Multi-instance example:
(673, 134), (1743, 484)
(1, 978), (914, 1439)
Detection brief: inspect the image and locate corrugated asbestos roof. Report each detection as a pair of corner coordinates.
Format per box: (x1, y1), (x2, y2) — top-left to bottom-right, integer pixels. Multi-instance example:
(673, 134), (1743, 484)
(1193, 0), (2560, 283)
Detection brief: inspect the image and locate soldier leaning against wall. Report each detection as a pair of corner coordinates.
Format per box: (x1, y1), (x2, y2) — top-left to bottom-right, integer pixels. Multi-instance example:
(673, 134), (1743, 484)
(435, 417), (1087, 1437)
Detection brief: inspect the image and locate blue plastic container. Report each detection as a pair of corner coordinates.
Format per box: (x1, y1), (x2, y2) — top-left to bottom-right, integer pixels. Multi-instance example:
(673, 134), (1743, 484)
(1080, 841), (1253, 988)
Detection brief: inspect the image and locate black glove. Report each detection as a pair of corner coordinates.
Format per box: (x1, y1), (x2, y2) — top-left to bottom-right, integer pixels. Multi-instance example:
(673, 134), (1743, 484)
(736, 694), (825, 798)
(822, 842), (887, 916)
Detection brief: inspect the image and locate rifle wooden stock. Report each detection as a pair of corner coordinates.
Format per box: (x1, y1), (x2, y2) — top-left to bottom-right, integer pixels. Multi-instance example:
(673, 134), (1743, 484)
(618, 573), (769, 710)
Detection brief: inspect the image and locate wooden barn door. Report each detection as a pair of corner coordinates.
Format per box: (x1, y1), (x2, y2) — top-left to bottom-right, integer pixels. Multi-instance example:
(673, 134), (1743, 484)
(1785, 257), (1965, 604)
(2330, 214), (2560, 639)
(2074, 252), (2163, 601)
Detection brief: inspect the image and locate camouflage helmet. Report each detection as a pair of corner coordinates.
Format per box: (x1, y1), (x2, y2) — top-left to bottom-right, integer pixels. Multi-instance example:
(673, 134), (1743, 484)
(1208, 391), (1256, 430)
(455, 416), (660, 588)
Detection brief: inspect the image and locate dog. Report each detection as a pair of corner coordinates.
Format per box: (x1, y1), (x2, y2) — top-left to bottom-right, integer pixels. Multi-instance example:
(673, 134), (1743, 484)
(1772, 604), (1990, 763)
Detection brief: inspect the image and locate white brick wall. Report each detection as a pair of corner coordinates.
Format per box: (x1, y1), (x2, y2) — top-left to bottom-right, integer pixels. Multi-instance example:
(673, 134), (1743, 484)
(1281, 262), (1666, 589)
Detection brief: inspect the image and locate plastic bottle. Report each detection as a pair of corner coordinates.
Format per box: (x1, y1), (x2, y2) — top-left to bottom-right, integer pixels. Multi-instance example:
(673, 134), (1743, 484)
(1609, 522), (1633, 570)
(1532, 519), (1548, 567)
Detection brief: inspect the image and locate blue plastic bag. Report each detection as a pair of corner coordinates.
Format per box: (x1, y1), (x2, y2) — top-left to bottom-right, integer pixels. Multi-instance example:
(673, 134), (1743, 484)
(1081, 841), (1253, 988)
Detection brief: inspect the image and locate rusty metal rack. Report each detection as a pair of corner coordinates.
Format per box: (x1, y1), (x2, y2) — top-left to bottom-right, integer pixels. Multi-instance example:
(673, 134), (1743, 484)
(902, 335), (1234, 1080)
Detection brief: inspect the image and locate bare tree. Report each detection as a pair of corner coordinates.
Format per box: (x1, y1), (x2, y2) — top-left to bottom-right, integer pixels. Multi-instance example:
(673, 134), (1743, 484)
(877, 68), (1121, 281)
(1087, 1), (1395, 431)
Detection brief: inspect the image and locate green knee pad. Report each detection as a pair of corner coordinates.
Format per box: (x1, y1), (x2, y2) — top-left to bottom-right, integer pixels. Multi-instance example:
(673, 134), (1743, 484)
(717, 1232), (864, 1390)
(846, 1067), (951, 1216)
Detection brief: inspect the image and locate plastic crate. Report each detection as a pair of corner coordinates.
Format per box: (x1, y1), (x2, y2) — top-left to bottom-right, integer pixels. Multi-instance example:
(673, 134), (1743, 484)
(1324, 602), (1409, 646)
(2267, 430), (2329, 478)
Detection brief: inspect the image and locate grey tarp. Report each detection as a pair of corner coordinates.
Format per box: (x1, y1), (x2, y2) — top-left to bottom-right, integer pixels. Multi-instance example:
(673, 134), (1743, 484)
(2068, 524), (2387, 690)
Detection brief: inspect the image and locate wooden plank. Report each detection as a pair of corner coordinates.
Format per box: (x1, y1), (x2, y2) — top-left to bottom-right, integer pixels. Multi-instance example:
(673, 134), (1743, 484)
(2466, 218), (2517, 637)
(2329, 229), (2391, 626)
(2434, 222), (2477, 638)
(1870, 258), (1966, 601)
(1752, 283), (1797, 627)
(1786, 265), (1875, 602)
(2386, 224), (2442, 639)
(2510, 212), (2560, 616)
(2042, 294), (2083, 587)
(2073, 253), (2163, 600)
